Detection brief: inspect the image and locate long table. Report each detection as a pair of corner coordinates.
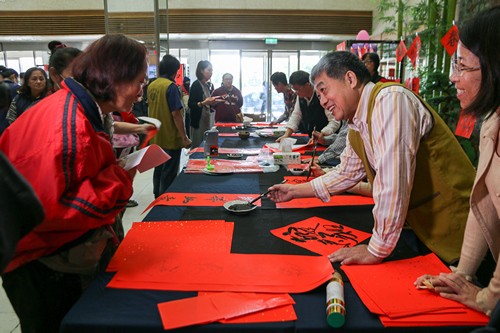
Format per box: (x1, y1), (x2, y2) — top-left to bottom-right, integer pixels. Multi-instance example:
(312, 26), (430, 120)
(60, 128), (481, 333)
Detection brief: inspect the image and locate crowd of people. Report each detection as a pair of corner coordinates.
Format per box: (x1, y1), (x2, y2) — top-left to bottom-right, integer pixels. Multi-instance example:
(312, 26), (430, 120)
(0, 5), (498, 332)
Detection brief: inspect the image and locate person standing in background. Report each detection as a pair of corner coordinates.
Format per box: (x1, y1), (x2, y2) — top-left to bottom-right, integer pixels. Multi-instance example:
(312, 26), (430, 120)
(276, 70), (340, 142)
(1, 68), (21, 99)
(188, 60), (221, 148)
(269, 72), (296, 126)
(181, 76), (191, 137)
(212, 73), (244, 123)
(6, 67), (49, 125)
(148, 54), (192, 198)
(361, 52), (388, 83)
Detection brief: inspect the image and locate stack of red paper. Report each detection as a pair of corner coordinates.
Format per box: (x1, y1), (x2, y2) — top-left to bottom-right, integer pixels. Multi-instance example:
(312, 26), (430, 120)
(107, 221), (334, 329)
(341, 254), (489, 327)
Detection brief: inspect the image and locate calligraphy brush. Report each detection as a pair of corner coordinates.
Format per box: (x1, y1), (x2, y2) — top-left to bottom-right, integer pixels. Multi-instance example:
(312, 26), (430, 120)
(227, 180), (287, 211)
(249, 179), (288, 205)
(306, 127), (318, 181)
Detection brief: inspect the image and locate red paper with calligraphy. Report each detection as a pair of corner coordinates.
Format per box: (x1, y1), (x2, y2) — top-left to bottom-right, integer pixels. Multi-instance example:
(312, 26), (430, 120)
(143, 192), (261, 212)
(455, 110), (477, 139)
(441, 25), (459, 56)
(271, 217), (371, 256)
(406, 35), (421, 69)
(396, 40), (407, 63)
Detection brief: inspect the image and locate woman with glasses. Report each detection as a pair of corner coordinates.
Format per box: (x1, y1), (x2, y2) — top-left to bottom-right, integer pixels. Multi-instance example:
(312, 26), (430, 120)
(361, 52), (387, 83)
(415, 6), (500, 316)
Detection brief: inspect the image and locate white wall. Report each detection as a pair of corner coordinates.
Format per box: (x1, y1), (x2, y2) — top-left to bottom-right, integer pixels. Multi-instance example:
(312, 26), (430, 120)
(0, 0), (376, 12)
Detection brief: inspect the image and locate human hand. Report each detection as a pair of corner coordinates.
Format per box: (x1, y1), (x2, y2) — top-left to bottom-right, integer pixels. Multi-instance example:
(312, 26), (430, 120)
(414, 274), (447, 292)
(328, 245), (383, 265)
(310, 160), (325, 177)
(205, 96), (223, 105)
(183, 137), (192, 149)
(311, 130), (327, 145)
(433, 273), (482, 312)
(141, 123), (157, 133)
(266, 184), (295, 202)
(270, 121), (277, 127)
(275, 134), (288, 143)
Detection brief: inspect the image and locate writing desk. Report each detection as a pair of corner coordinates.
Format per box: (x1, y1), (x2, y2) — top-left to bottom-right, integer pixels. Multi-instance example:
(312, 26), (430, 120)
(61, 130), (480, 333)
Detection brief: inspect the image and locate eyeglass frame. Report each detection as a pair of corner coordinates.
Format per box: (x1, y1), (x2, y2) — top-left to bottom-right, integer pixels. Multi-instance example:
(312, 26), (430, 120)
(451, 55), (480, 76)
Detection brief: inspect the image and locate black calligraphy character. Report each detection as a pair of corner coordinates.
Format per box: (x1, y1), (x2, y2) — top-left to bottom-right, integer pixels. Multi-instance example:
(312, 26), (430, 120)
(448, 30), (459, 48)
(211, 195), (225, 202)
(182, 196), (195, 204)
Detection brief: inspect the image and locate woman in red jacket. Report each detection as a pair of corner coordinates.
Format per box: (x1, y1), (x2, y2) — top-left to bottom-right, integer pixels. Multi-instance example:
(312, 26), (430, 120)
(0, 34), (148, 333)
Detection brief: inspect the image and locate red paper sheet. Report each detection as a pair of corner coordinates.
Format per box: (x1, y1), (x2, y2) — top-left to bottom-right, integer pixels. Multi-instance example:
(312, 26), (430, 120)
(379, 308), (488, 327)
(218, 132), (239, 137)
(108, 252), (333, 293)
(271, 217), (371, 256)
(199, 292), (297, 324)
(341, 254), (475, 318)
(143, 192), (261, 212)
(276, 195), (374, 209)
(138, 128), (158, 149)
(158, 292), (295, 330)
(184, 159), (263, 174)
(106, 221), (234, 272)
(284, 176), (315, 184)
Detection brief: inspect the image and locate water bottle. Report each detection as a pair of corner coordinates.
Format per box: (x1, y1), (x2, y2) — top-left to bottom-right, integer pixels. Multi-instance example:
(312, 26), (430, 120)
(204, 126), (219, 157)
(326, 271), (345, 328)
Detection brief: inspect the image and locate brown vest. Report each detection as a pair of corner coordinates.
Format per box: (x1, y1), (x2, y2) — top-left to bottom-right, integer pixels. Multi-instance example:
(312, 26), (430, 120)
(348, 82), (475, 263)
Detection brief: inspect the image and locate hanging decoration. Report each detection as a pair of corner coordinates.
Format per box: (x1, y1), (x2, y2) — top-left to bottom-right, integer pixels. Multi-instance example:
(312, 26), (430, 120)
(440, 23), (459, 57)
(406, 34), (421, 69)
(395, 39), (407, 63)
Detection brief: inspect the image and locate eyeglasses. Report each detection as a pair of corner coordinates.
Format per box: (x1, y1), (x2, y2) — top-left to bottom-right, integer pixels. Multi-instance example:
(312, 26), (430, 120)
(451, 58), (480, 76)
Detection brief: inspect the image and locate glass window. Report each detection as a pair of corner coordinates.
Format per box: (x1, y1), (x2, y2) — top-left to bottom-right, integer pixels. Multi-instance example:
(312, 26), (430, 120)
(209, 50), (240, 91)
(240, 51), (267, 116)
(299, 50), (328, 74)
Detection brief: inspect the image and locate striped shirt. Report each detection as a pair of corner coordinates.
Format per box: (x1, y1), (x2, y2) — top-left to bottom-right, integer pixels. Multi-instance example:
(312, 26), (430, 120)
(311, 82), (434, 258)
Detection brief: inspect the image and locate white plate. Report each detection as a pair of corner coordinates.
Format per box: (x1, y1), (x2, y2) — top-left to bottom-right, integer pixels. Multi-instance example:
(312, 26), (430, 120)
(255, 129), (273, 138)
(223, 200), (257, 214)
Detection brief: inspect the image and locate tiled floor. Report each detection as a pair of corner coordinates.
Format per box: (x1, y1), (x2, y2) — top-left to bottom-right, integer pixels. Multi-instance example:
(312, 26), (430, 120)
(0, 166), (157, 333)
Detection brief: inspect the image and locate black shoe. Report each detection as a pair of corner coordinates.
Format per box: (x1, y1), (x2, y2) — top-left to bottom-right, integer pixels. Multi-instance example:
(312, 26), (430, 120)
(126, 200), (139, 207)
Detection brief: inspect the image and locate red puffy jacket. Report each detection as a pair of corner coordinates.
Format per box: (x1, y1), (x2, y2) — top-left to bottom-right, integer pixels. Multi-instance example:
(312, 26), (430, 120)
(0, 80), (132, 272)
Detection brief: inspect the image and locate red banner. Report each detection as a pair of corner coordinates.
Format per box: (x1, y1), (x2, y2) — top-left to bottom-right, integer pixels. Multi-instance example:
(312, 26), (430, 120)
(406, 35), (421, 69)
(336, 41), (346, 51)
(395, 40), (407, 63)
(440, 25), (459, 57)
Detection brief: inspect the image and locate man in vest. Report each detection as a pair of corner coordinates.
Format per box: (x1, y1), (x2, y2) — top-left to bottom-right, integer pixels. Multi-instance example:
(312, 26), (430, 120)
(276, 70), (340, 142)
(148, 55), (192, 198)
(268, 51), (475, 265)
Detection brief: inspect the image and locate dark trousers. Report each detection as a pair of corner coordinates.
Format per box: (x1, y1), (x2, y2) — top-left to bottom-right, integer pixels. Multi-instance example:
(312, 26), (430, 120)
(153, 148), (181, 198)
(2, 260), (82, 333)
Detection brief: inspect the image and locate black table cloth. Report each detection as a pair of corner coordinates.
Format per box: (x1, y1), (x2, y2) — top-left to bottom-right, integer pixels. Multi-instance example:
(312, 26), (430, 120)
(60, 132), (481, 333)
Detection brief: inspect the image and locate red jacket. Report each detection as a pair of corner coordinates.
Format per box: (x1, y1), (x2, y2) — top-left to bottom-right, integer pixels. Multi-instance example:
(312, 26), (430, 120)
(0, 79), (132, 272)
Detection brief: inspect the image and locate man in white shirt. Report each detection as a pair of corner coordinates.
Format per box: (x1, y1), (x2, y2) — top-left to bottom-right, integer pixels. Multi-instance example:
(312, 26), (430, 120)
(276, 70), (339, 142)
